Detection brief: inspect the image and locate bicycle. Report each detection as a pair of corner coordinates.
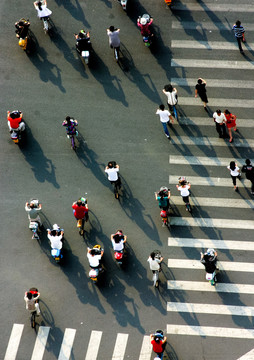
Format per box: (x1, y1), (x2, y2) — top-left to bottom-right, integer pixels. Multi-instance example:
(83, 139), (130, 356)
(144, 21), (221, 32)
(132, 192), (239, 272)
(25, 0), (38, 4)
(152, 250), (162, 288)
(67, 132), (78, 151)
(113, 46), (119, 62)
(112, 179), (121, 199)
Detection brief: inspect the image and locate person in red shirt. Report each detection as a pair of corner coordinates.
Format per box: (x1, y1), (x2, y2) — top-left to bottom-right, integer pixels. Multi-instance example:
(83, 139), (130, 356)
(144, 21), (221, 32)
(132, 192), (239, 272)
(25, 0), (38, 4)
(72, 198), (89, 221)
(7, 110), (25, 132)
(137, 16), (153, 36)
(150, 333), (167, 359)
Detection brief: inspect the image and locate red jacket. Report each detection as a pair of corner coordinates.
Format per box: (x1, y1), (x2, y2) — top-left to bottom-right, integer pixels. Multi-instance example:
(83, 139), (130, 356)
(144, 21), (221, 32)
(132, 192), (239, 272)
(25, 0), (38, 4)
(72, 203), (88, 219)
(8, 115), (22, 129)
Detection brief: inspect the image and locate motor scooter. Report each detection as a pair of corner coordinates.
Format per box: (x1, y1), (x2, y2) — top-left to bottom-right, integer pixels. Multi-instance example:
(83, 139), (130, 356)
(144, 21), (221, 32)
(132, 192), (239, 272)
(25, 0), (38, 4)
(160, 210), (169, 227)
(26, 199), (41, 240)
(118, 0), (127, 10)
(48, 225), (64, 263)
(200, 248), (218, 286)
(138, 14), (153, 47)
(88, 245), (104, 284)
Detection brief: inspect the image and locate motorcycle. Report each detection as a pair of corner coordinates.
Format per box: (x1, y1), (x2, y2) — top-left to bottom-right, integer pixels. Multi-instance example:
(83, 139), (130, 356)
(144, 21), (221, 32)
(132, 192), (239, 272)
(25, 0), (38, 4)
(155, 186), (170, 227)
(88, 245), (104, 284)
(74, 31), (91, 65)
(137, 14), (153, 47)
(7, 110), (25, 144)
(200, 248), (218, 286)
(160, 209), (169, 227)
(26, 199), (41, 240)
(118, 0), (127, 11)
(47, 225), (64, 263)
(15, 18), (30, 51)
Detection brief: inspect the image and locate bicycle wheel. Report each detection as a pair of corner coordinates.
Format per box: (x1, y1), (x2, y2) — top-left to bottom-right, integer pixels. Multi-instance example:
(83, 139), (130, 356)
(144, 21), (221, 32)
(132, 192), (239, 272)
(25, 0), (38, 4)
(114, 183), (119, 199)
(173, 105), (178, 121)
(153, 271), (159, 287)
(114, 48), (119, 62)
(30, 312), (36, 328)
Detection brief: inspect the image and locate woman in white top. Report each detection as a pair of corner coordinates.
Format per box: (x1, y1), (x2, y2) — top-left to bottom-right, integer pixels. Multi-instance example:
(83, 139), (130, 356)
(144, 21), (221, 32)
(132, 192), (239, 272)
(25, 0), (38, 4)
(34, 1), (52, 19)
(111, 230), (127, 251)
(147, 251), (163, 272)
(227, 161), (241, 191)
(176, 177), (191, 205)
(162, 84), (178, 113)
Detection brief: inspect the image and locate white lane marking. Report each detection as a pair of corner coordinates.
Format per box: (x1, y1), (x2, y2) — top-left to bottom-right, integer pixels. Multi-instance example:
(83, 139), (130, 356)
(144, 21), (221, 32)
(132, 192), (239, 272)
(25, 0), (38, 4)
(170, 196), (254, 209)
(171, 116), (253, 127)
(85, 331), (102, 360)
(112, 333), (129, 360)
(169, 155), (252, 166)
(31, 326), (50, 360)
(171, 4), (253, 12)
(172, 21), (254, 31)
(168, 259), (254, 272)
(169, 175), (248, 187)
(171, 136), (254, 147)
(237, 348), (254, 359)
(167, 302), (254, 316)
(168, 237), (254, 251)
(167, 281), (254, 294)
(4, 324), (24, 360)
(58, 328), (76, 360)
(172, 59), (254, 70)
(138, 336), (153, 360)
(166, 325), (254, 339)
(171, 40), (252, 50)
(171, 78), (254, 89)
(173, 96), (254, 108)
(170, 217), (254, 229)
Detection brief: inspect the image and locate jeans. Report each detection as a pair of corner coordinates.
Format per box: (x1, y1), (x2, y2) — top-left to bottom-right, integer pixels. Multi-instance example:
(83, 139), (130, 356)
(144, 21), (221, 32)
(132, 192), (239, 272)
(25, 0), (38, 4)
(161, 122), (170, 137)
(236, 36), (243, 52)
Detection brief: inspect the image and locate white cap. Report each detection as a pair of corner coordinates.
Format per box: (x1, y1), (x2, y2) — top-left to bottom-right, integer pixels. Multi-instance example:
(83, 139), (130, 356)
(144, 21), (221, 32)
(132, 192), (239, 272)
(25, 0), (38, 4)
(53, 224), (59, 230)
(140, 18), (147, 25)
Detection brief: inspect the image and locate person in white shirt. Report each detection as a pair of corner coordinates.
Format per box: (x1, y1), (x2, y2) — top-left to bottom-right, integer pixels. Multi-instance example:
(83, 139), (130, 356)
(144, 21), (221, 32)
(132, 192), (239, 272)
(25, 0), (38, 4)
(87, 247), (104, 268)
(176, 177), (191, 206)
(47, 224), (64, 249)
(34, 1), (52, 19)
(147, 251), (163, 272)
(213, 109), (227, 138)
(162, 84), (178, 114)
(105, 162), (121, 187)
(156, 104), (174, 139)
(24, 290), (40, 315)
(227, 161), (241, 191)
(111, 230), (127, 251)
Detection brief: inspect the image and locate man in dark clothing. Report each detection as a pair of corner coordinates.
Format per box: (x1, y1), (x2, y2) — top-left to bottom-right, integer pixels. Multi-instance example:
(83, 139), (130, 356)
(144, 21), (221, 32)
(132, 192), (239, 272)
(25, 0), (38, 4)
(195, 78), (208, 110)
(75, 30), (91, 54)
(232, 20), (245, 54)
(242, 159), (254, 194)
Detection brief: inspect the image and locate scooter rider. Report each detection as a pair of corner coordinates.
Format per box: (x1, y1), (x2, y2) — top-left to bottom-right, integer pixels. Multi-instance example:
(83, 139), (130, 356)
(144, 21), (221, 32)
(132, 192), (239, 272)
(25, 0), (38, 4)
(155, 186), (170, 211)
(105, 161), (121, 188)
(87, 247), (104, 269)
(62, 116), (78, 135)
(7, 110), (25, 132)
(72, 197), (89, 222)
(47, 224), (64, 250)
(137, 16), (153, 36)
(25, 200), (42, 226)
(147, 251), (163, 272)
(15, 19), (30, 39)
(74, 30), (91, 54)
(111, 230), (127, 251)
(200, 249), (218, 273)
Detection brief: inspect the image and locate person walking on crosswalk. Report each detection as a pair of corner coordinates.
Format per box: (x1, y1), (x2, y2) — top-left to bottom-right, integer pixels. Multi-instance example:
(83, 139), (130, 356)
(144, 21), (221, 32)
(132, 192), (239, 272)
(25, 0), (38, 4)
(195, 78), (208, 110)
(224, 109), (237, 143)
(232, 20), (246, 54)
(213, 110), (227, 138)
(156, 104), (174, 139)
(242, 159), (254, 195)
(227, 161), (241, 192)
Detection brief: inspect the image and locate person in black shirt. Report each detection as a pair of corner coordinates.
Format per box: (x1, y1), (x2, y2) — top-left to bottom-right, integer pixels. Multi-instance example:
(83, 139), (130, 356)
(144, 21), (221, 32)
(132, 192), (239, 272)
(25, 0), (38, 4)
(75, 30), (91, 54)
(242, 159), (254, 194)
(15, 19), (30, 39)
(195, 78), (208, 110)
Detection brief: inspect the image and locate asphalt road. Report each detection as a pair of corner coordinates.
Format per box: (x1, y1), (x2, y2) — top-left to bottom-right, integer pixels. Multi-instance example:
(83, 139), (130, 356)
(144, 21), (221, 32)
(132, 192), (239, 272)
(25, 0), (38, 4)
(1, 0), (254, 359)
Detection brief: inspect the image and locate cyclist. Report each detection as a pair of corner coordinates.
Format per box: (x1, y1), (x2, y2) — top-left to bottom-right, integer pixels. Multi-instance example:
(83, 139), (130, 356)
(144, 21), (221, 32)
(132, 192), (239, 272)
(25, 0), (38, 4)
(176, 177), (191, 209)
(162, 84), (178, 115)
(25, 200), (42, 227)
(72, 197), (89, 222)
(15, 19), (30, 39)
(105, 161), (121, 188)
(33, 1), (52, 19)
(74, 30), (91, 54)
(62, 116), (78, 135)
(47, 224), (64, 249)
(107, 26), (120, 58)
(24, 289), (40, 316)
(155, 186), (170, 211)
(111, 230), (127, 251)
(147, 251), (163, 272)
(150, 332), (167, 359)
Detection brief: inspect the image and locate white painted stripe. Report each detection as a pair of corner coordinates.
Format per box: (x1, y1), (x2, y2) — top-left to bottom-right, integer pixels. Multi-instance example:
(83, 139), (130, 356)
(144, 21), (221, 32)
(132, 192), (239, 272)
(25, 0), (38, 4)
(31, 326), (50, 360)
(171, 78), (254, 89)
(172, 40), (251, 51)
(167, 259), (254, 272)
(237, 348), (254, 360)
(112, 333), (129, 360)
(170, 196), (254, 209)
(167, 302), (254, 316)
(166, 325), (254, 339)
(172, 59), (254, 70)
(169, 175), (247, 187)
(168, 237), (254, 251)
(172, 21), (254, 31)
(171, 136), (254, 148)
(167, 281), (254, 294)
(138, 336), (153, 360)
(170, 217), (254, 229)
(58, 328), (76, 360)
(171, 4), (254, 13)
(169, 155), (253, 167)
(175, 96), (254, 108)
(4, 324), (24, 360)
(85, 331), (102, 360)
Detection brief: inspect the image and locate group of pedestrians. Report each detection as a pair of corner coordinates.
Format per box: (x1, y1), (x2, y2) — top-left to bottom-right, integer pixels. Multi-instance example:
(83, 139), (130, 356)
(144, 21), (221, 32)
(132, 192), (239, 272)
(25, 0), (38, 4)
(227, 160), (254, 193)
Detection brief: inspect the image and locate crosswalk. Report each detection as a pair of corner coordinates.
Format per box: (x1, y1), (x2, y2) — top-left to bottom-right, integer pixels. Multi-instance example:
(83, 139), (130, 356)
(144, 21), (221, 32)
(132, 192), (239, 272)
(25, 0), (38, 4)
(4, 325), (152, 360)
(166, 1), (254, 359)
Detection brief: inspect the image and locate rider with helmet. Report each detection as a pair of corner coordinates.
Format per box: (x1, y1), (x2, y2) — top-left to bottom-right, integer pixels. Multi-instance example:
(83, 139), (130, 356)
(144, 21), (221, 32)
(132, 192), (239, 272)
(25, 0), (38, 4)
(25, 200), (42, 226)
(111, 230), (127, 251)
(200, 249), (218, 273)
(87, 247), (104, 269)
(47, 224), (64, 250)
(155, 186), (170, 211)
(105, 161), (121, 188)
(7, 110), (25, 132)
(74, 30), (91, 54)
(137, 16), (153, 36)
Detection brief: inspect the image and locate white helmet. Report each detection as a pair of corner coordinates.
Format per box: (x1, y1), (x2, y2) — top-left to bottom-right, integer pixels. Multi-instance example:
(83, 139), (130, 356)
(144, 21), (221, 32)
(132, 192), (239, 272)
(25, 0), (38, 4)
(140, 17), (147, 25)
(53, 224), (59, 231)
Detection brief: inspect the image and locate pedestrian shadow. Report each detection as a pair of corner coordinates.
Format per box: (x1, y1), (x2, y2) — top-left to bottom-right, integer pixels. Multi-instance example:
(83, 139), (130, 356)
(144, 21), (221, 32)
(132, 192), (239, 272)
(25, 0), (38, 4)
(82, 209), (104, 245)
(53, 0), (90, 27)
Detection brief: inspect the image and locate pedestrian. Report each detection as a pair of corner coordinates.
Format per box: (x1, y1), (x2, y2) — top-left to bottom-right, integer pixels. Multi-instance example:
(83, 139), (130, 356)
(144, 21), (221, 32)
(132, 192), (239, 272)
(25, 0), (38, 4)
(156, 104), (174, 139)
(242, 159), (254, 195)
(195, 78), (208, 110)
(232, 20), (245, 54)
(224, 109), (237, 143)
(227, 161), (241, 192)
(213, 109), (227, 138)
(162, 84), (178, 114)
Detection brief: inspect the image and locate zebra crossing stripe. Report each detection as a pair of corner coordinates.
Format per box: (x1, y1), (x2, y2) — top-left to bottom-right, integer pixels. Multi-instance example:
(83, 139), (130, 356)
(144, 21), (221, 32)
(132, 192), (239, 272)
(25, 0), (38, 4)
(138, 336), (152, 360)
(168, 237), (254, 251)
(167, 302), (254, 316)
(31, 326), (50, 360)
(172, 21), (254, 31)
(4, 324), (24, 360)
(172, 117), (253, 128)
(237, 348), (254, 360)
(171, 78), (254, 89)
(173, 96), (254, 108)
(171, 4), (254, 12)
(167, 259), (254, 272)
(85, 331), (102, 360)
(170, 217), (254, 229)
(169, 175), (248, 187)
(172, 59), (254, 70)
(171, 136), (254, 148)
(169, 155), (253, 166)
(58, 328), (76, 360)
(112, 333), (129, 360)
(171, 40), (252, 50)
(166, 324), (254, 339)
(170, 196), (254, 209)
(167, 281), (254, 294)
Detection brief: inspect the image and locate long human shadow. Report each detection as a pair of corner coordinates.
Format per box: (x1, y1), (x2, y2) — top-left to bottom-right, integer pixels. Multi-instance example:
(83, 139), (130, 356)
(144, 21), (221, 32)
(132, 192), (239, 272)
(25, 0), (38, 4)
(53, 0), (90, 27)
(19, 124), (60, 189)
